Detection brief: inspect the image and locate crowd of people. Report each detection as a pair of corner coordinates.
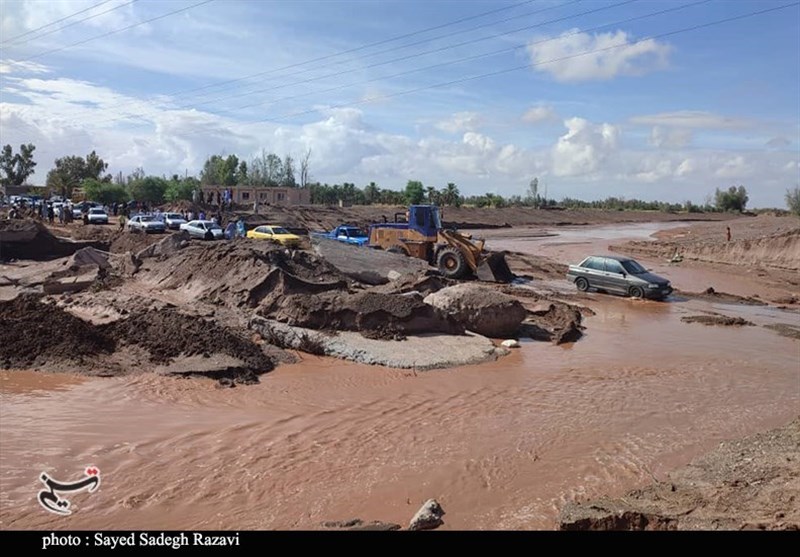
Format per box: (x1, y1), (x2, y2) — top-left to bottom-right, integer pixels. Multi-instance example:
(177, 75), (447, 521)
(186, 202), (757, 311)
(6, 194), (256, 242)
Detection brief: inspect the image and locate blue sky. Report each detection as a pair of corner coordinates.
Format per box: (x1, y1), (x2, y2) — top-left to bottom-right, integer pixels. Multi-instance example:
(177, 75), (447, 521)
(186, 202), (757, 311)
(1, 0), (798, 206)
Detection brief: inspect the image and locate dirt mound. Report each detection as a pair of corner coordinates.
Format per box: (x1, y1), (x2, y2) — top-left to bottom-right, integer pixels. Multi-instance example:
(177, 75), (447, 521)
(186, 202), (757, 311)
(424, 284), (528, 337)
(559, 417), (800, 530)
(99, 309), (274, 373)
(140, 241), (349, 308)
(764, 323), (800, 340)
(521, 302), (585, 344)
(260, 290), (464, 339)
(311, 236), (432, 285)
(250, 268), (346, 309)
(681, 315), (755, 327)
(0, 295), (116, 369)
(679, 287), (767, 306)
(110, 230), (166, 254)
(0, 219), (106, 261)
(505, 252), (568, 281)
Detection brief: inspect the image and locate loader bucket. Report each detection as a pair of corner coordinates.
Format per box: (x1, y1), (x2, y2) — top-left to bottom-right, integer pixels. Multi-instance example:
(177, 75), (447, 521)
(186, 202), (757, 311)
(475, 251), (514, 283)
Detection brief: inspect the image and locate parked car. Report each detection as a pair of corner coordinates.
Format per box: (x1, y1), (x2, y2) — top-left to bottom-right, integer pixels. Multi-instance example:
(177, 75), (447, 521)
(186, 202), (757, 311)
(566, 255), (673, 300)
(180, 220), (224, 240)
(310, 224), (369, 246)
(87, 207), (109, 224)
(246, 225), (303, 248)
(127, 214), (166, 234)
(162, 212), (187, 230)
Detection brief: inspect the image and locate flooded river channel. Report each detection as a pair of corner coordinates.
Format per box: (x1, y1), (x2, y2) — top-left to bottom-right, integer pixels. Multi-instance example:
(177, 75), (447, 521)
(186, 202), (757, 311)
(2, 222), (797, 529)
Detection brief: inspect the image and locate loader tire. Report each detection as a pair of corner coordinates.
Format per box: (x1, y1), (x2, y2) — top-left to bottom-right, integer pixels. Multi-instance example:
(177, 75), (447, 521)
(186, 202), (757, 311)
(437, 246), (468, 279)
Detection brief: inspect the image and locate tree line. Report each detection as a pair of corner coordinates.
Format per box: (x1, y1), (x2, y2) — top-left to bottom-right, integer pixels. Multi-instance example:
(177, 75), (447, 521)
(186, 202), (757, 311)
(2, 143), (798, 215)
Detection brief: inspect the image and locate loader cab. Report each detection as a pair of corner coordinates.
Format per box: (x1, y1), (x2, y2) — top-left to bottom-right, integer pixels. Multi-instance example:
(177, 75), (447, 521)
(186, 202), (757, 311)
(399, 205), (441, 238)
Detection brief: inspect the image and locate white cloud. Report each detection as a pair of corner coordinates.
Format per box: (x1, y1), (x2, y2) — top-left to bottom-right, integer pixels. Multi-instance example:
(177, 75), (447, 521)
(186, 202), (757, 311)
(0, 59), (51, 74)
(462, 132), (496, 152)
(649, 126), (692, 149)
(436, 111), (483, 133)
(527, 28), (671, 82)
(1, 73), (796, 207)
(552, 117), (620, 177)
(675, 159), (695, 177)
(1, 0), (136, 45)
(714, 155), (753, 179)
(522, 105), (557, 124)
(632, 158), (674, 183)
(631, 111), (750, 129)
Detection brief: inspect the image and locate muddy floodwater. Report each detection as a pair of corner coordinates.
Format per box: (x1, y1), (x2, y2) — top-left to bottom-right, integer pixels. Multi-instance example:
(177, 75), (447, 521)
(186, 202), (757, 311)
(1, 223), (798, 530)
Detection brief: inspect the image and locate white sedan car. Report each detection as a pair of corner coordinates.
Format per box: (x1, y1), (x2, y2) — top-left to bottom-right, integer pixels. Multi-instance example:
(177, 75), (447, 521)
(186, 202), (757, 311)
(162, 212), (187, 230)
(87, 207), (109, 224)
(180, 220), (224, 240)
(127, 214), (166, 234)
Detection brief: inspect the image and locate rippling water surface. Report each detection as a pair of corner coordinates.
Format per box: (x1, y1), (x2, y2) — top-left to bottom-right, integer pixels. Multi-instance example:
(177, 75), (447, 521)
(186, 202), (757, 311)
(2, 223), (797, 529)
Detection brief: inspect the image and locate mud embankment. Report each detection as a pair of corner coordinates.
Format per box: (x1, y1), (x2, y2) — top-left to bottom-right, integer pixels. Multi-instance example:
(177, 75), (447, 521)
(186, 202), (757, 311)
(613, 222), (800, 272)
(559, 417), (800, 530)
(0, 220), (107, 261)
(0, 295), (274, 382)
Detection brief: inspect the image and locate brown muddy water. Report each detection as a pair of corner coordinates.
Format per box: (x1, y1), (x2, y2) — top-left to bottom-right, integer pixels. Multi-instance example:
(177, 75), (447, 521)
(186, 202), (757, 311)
(1, 223), (798, 530)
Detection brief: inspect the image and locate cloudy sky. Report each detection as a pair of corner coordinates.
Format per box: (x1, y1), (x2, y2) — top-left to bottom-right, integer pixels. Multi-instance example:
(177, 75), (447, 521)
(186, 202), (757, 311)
(1, 0), (798, 206)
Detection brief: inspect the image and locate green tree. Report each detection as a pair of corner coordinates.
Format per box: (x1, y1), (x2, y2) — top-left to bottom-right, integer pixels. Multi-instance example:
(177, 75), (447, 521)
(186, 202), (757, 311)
(282, 155), (296, 187)
(266, 154), (283, 186)
(46, 151), (110, 197)
(526, 177), (540, 207)
(129, 176), (168, 204)
(786, 186), (800, 216)
(200, 154), (239, 186)
(0, 143), (37, 186)
(364, 181), (379, 204)
(82, 179), (129, 205)
(164, 176), (199, 202)
(714, 185), (749, 212)
(85, 150), (110, 182)
(237, 161), (248, 185)
(441, 182), (460, 206)
(405, 180), (425, 205)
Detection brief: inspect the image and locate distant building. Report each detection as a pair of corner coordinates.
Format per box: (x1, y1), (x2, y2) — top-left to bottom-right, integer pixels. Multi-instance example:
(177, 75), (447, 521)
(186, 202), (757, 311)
(199, 185), (310, 206)
(2, 183), (46, 198)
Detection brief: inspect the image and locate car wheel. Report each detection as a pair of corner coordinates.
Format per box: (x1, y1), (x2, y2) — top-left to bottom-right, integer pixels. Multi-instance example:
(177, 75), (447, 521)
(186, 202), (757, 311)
(575, 277), (589, 292)
(629, 285), (645, 299)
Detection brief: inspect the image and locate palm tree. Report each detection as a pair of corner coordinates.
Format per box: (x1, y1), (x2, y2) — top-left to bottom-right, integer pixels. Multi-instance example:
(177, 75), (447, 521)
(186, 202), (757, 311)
(443, 182), (459, 206)
(364, 181), (379, 205)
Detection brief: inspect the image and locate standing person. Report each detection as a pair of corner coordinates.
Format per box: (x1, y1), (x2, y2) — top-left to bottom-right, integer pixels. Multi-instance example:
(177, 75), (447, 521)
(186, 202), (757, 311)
(225, 220), (236, 240)
(47, 204), (54, 224)
(726, 226), (732, 242)
(119, 213), (127, 231)
(236, 218), (246, 239)
(199, 210), (206, 221)
(216, 190), (221, 206)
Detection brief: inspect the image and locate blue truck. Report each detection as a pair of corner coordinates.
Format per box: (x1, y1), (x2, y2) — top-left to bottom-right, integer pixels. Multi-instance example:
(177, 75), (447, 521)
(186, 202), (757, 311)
(310, 224), (370, 246)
